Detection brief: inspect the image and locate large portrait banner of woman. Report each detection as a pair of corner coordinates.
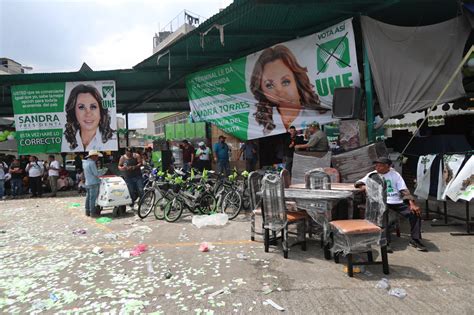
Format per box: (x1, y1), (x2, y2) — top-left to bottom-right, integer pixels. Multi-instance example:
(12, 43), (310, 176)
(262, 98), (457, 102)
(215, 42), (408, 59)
(187, 18), (360, 140)
(12, 81), (118, 155)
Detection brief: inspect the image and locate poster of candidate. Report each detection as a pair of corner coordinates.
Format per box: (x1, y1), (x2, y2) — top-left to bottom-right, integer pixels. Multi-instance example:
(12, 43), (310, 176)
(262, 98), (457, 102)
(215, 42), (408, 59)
(187, 18), (360, 140)
(12, 81), (118, 155)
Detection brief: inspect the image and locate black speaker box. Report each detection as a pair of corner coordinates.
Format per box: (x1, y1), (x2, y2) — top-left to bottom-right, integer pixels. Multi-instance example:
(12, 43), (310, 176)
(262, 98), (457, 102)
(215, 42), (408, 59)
(332, 87), (363, 119)
(161, 150), (173, 172)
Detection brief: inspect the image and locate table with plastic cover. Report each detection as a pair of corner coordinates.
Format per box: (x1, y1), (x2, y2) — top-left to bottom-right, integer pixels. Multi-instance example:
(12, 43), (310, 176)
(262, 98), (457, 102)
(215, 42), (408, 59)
(283, 188), (354, 245)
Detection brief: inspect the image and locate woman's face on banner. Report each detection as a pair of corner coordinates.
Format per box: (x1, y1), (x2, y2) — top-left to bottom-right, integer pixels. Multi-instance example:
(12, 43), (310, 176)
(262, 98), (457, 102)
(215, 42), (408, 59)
(261, 59), (300, 107)
(75, 92), (100, 133)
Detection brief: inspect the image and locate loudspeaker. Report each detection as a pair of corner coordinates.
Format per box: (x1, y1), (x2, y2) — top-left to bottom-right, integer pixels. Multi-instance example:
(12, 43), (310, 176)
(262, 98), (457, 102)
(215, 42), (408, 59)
(332, 87), (363, 119)
(161, 150), (173, 172)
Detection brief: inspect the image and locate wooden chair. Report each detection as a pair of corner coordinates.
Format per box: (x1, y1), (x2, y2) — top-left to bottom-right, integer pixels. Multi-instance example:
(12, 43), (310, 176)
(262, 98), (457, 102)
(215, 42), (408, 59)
(304, 168), (331, 242)
(326, 173), (389, 277)
(261, 174), (307, 258)
(249, 171), (264, 241)
(305, 168), (331, 190)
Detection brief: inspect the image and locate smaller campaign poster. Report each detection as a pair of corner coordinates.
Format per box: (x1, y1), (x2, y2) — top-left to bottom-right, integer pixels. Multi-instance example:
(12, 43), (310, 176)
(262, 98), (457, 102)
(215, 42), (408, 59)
(12, 81), (118, 155)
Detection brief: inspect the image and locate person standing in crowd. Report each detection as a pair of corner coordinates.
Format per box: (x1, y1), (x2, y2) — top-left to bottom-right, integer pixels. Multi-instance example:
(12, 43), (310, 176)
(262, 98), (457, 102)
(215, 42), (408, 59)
(118, 147), (144, 206)
(74, 153), (83, 173)
(355, 157), (427, 252)
(180, 140), (195, 172)
(195, 141), (212, 172)
(9, 158), (23, 198)
(47, 155), (60, 197)
(283, 126), (305, 176)
(0, 157), (7, 200)
(25, 156), (44, 198)
(83, 150), (102, 217)
(213, 135), (231, 176)
(238, 140), (258, 172)
(294, 122), (329, 152)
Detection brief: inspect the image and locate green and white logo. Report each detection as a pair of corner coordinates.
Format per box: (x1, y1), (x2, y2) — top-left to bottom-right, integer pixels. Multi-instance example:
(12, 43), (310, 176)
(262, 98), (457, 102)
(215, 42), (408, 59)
(317, 36), (350, 74)
(102, 85), (114, 98)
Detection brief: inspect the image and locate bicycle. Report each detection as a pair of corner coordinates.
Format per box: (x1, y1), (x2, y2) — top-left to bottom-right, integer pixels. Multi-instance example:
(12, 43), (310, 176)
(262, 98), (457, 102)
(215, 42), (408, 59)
(164, 176), (216, 222)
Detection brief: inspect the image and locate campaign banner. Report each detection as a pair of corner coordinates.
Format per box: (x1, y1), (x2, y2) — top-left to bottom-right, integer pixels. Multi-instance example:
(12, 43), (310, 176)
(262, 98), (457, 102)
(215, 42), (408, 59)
(436, 154), (466, 200)
(187, 18), (360, 140)
(11, 81), (118, 155)
(414, 154), (436, 199)
(446, 155), (473, 202)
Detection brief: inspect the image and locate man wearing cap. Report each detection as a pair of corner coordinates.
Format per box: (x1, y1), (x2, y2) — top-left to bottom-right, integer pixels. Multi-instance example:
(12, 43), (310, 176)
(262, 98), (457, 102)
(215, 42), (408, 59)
(195, 141), (212, 172)
(83, 150), (103, 217)
(294, 122), (329, 152)
(355, 157), (427, 252)
(213, 135), (231, 176)
(118, 147), (143, 207)
(180, 140), (195, 172)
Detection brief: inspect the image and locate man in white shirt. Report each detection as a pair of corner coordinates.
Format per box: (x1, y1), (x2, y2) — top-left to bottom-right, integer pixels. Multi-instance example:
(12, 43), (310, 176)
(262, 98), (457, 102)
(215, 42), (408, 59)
(47, 155), (61, 197)
(355, 157), (427, 252)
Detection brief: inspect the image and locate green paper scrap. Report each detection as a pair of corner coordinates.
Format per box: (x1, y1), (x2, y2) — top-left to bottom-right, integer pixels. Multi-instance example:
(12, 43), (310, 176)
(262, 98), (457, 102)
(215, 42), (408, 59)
(96, 217), (113, 224)
(69, 203), (81, 208)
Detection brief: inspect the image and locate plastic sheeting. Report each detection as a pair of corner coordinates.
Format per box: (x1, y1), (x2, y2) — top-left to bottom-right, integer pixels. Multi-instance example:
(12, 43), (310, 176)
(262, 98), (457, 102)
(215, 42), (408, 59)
(291, 152), (332, 184)
(331, 142), (388, 183)
(331, 174), (387, 255)
(305, 168), (331, 190)
(261, 174), (287, 232)
(284, 188), (353, 244)
(361, 15), (471, 119)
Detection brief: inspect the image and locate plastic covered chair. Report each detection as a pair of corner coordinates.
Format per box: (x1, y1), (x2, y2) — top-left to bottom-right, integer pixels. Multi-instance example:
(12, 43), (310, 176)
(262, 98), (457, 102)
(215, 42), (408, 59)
(323, 167), (341, 183)
(280, 169), (291, 188)
(327, 173), (389, 277)
(305, 168), (331, 190)
(261, 174), (307, 258)
(249, 171), (264, 241)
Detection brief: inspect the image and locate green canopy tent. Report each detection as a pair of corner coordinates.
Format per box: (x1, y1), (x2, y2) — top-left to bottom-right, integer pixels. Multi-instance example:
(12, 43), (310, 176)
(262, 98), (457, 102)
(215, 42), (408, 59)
(0, 0), (463, 121)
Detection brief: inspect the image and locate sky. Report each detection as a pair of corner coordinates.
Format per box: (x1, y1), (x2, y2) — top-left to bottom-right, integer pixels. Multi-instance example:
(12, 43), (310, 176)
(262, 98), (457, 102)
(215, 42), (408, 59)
(0, 0), (232, 128)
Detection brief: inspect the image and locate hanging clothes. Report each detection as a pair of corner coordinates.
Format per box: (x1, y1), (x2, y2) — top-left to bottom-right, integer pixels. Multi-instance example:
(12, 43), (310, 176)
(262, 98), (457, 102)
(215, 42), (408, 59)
(414, 154), (436, 199)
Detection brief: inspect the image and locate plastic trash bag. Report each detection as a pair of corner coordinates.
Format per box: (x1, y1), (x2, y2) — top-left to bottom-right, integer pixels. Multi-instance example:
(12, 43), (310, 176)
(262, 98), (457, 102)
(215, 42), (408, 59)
(192, 213), (228, 228)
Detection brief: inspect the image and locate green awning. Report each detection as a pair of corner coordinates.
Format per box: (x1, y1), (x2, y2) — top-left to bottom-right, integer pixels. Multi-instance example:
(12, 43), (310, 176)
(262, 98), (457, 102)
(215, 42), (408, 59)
(0, 0), (460, 117)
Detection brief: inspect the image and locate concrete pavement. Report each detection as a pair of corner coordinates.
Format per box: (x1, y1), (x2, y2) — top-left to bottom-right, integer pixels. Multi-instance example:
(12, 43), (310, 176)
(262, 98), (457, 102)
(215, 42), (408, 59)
(0, 194), (473, 314)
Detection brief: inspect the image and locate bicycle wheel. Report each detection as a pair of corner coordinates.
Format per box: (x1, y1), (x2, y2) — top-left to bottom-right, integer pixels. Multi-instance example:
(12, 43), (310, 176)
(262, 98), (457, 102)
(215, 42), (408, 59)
(137, 190), (155, 219)
(153, 193), (171, 220)
(198, 193), (217, 215)
(164, 198), (184, 222)
(222, 190), (242, 220)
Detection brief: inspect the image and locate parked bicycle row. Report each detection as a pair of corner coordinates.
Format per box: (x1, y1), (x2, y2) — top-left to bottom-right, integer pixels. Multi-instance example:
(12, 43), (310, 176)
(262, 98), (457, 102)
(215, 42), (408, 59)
(137, 167), (254, 222)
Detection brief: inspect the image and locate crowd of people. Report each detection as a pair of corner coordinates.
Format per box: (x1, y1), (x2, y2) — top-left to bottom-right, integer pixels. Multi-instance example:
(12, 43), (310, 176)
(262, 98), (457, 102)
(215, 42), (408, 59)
(0, 154), (85, 200)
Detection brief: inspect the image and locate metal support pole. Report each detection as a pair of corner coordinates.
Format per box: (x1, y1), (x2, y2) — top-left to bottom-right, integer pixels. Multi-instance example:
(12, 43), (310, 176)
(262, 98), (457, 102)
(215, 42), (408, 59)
(363, 45), (375, 143)
(431, 200), (463, 227)
(450, 201), (474, 236)
(125, 113), (130, 148)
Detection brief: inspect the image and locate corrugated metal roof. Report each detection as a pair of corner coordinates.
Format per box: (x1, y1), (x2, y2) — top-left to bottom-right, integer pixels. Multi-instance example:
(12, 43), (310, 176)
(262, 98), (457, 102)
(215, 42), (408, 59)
(0, 0), (461, 117)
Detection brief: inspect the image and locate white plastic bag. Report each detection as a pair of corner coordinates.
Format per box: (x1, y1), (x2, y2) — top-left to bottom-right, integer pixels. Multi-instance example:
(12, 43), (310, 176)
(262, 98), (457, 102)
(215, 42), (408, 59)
(192, 213), (229, 228)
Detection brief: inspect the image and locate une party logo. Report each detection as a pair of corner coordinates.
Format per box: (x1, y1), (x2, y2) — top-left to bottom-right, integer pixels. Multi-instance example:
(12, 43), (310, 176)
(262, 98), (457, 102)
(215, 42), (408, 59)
(102, 85), (115, 98)
(316, 36), (350, 74)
